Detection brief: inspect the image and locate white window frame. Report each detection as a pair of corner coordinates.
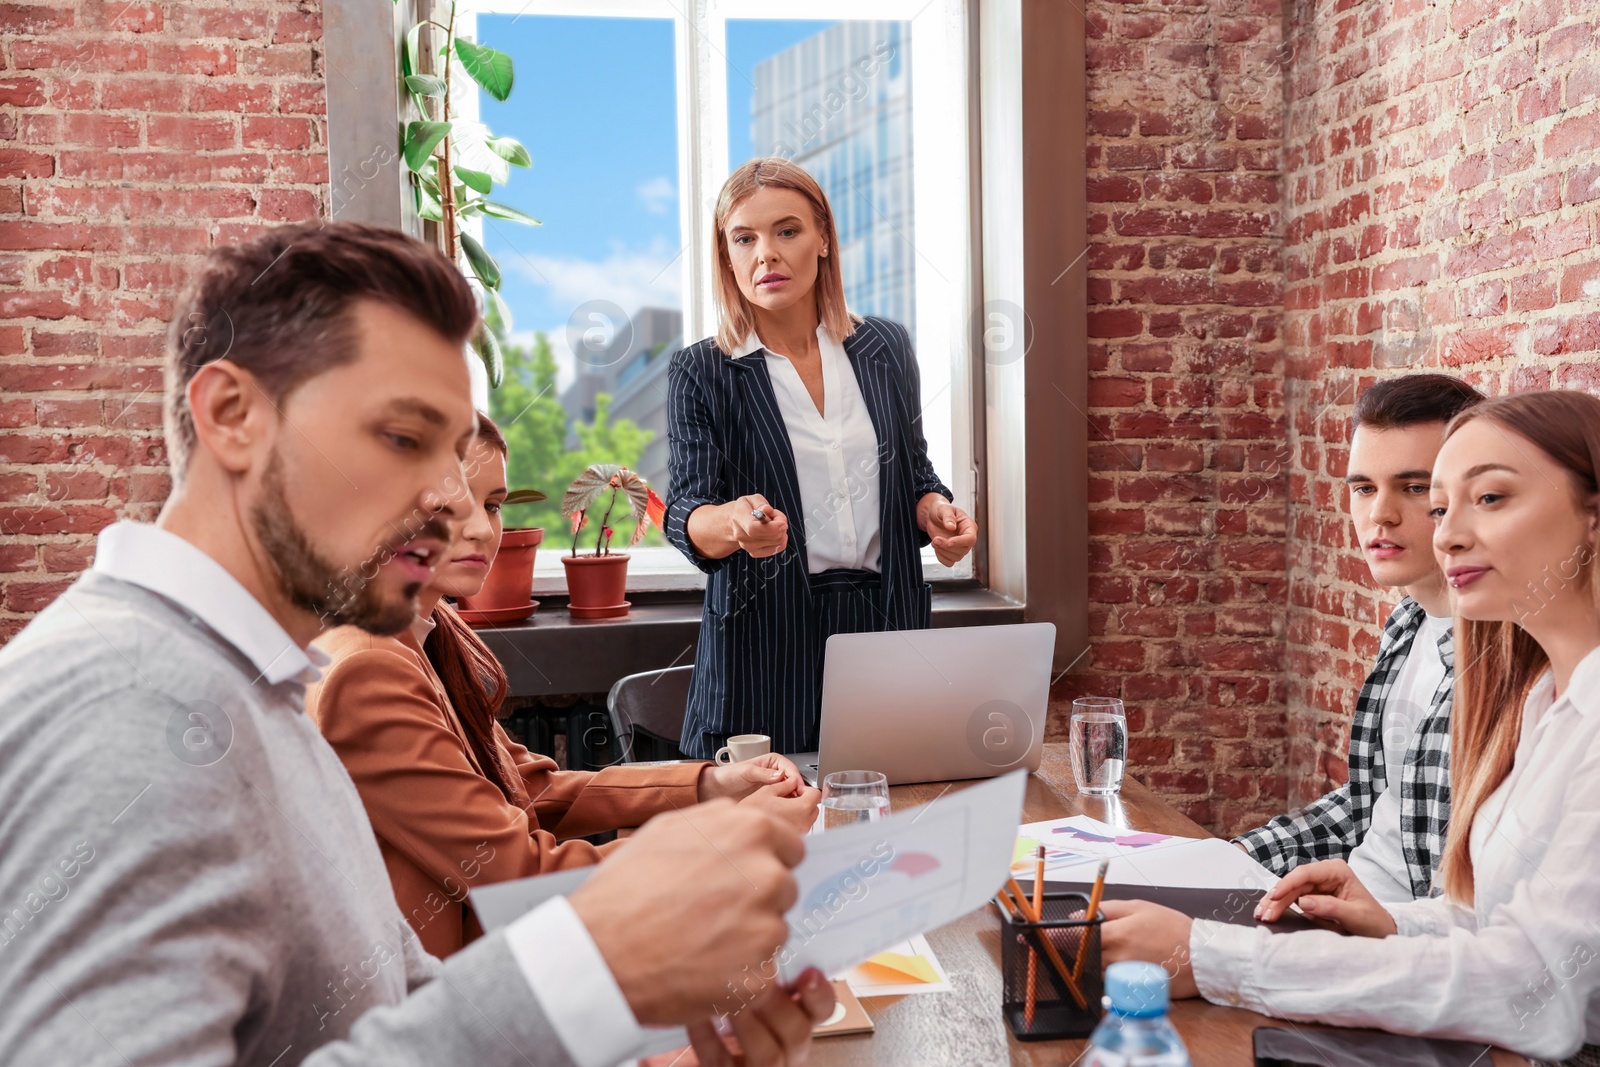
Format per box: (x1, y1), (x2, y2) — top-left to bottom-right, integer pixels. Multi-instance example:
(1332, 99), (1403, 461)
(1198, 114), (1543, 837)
(452, 0), (981, 588)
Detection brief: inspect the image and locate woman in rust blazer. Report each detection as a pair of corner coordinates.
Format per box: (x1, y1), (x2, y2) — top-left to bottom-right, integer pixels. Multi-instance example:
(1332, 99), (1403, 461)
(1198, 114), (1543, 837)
(309, 413), (815, 959)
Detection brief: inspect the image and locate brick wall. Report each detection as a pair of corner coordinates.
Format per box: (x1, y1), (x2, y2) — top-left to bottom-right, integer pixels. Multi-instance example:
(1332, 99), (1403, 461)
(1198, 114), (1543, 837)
(1062, 0), (1292, 833)
(0, 0), (326, 640)
(4, 0), (1596, 837)
(1278, 0), (1600, 809)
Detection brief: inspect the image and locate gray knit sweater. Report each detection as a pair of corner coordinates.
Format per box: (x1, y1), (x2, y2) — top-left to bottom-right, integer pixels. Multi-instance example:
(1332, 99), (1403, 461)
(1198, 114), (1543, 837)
(0, 572), (574, 1067)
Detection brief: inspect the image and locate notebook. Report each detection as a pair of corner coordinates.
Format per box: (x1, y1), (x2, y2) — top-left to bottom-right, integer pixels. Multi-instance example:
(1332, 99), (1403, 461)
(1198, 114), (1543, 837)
(1018, 882), (1322, 933)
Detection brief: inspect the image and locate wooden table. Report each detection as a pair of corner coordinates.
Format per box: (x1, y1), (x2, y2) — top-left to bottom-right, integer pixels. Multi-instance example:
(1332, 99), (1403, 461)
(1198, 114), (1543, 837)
(809, 744), (1530, 1066)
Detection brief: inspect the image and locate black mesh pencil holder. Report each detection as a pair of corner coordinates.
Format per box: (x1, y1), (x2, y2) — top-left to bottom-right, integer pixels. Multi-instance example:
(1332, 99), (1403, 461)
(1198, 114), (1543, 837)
(997, 891), (1105, 1041)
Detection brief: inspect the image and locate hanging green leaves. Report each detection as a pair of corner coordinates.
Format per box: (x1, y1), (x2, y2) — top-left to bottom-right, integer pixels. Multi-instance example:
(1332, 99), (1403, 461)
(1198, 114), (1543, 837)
(479, 200), (542, 225)
(454, 165), (493, 195)
(397, 3), (538, 392)
(403, 120), (451, 172)
(460, 231), (500, 290)
(486, 135), (532, 169)
(454, 39), (514, 102)
(404, 73), (447, 97)
(470, 323), (505, 390)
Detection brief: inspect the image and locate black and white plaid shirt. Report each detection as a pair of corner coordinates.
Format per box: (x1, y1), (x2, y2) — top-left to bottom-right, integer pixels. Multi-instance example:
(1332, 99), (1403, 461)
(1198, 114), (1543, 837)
(1235, 598), (1454, 899)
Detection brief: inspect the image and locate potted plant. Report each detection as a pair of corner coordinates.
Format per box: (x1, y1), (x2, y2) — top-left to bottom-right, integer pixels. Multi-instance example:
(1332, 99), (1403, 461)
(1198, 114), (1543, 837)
(561, 464), (665, 619)
(457, 488), (547, 621)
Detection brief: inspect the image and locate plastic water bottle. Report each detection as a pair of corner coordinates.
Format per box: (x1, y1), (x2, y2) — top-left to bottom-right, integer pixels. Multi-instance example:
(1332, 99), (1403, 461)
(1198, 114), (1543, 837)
(1084, 961), (1192, 1066)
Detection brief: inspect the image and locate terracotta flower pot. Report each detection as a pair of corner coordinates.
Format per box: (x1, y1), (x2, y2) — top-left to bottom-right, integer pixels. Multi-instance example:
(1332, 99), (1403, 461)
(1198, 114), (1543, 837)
(562, 552), (630, 619)
(458, 527), (543, 612)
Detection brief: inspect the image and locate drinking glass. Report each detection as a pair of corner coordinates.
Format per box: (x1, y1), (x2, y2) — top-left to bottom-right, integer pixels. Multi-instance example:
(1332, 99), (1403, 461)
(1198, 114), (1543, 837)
(820, 770), (890, 831)
(1070, 697), (1127, 796)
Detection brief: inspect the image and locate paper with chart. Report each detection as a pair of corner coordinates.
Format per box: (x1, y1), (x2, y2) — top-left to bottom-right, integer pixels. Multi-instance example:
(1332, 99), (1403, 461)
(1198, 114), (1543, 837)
(472, 770), (1025, 1009)
(775, 769), (1026, 983)
(1012, 814), (1189, 876)
(1013, 814), (1279, 891)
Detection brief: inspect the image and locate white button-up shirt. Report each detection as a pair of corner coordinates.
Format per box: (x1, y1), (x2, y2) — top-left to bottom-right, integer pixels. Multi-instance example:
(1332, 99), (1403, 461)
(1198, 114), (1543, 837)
(1192, 642), (1600, 1061)
(93, 521), (651, 1067)
(733, 326), (883, 573)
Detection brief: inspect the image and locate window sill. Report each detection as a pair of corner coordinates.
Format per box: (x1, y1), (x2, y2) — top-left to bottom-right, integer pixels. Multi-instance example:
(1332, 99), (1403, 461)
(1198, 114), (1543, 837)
(478, 582), (1023, 698)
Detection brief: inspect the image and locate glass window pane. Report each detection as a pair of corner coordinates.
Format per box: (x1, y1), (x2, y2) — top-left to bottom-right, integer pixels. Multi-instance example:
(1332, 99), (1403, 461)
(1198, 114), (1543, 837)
(475, 14), (680, 560)
(729, 19), (915, 341)
(727, 19), (959, 575)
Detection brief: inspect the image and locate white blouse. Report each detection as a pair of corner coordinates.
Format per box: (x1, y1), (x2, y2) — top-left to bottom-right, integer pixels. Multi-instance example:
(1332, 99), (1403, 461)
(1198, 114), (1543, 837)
(732, 327), (882, 574)
(1191, 643), (1600, 1060)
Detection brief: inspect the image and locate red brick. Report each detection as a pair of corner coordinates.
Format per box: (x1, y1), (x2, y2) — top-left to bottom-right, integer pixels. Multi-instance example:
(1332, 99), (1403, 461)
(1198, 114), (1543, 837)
(0, 76), (46, 106)
(44, 467), (109, 498)
(242, 115), (313, 151)
(1570, 164), (1600, 206)
(0, 3), (74, 34)
(37, 399), (102, 429)
(147, 115), (237, 151)
(0, 543), (38, 571)
(1560, 261), (1600, 305)
(40, 541), (94, 572)
(1544, 113), (1600, 160)
(107, 1), (161, 32)
(239, 44), (315, 77)
(188, 80), (275, 113)
(4, 579), (73, 612)
(99, 77), (173, 111)
(1087, 309), (1144, 338)
(1087, 376), (1148, 409)
(0, 150), (55, 179)
(169, 4), (271, 39)
(147, 42), (235, 76)
(256, 187), (318, 221)
(271, 10), (321, 43)
(12, 39), (146, 72)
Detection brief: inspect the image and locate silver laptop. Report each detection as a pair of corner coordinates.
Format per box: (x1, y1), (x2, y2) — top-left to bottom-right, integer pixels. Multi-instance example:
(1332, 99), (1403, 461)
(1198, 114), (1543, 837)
(791, 622), (1056, 787)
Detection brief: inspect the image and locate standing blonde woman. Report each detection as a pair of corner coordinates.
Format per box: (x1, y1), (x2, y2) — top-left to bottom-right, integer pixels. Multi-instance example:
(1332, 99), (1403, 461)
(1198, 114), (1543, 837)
(665, 157), (977, 759)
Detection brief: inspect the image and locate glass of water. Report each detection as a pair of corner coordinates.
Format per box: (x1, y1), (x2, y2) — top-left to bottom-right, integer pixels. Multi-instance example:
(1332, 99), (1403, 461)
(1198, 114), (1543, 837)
(1070, 697), (1127, 796)
(820, 770), (890, 831)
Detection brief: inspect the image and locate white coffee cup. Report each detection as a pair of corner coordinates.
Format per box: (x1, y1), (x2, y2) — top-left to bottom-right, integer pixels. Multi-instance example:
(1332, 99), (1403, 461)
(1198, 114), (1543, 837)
(715, 734), (772, 764)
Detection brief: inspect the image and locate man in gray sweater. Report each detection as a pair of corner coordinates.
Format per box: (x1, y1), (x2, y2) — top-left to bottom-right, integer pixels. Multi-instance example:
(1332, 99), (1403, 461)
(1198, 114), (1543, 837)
(0, 223), (831, 1066)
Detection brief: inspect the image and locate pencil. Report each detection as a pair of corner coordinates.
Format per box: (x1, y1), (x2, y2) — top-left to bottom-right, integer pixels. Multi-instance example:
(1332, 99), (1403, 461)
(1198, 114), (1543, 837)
(1004, 883), (1030, 921)
(1073, 859), (1110, 982)
(1024, 846), (1045, 1029)
(1003, 877), (1088, 1011)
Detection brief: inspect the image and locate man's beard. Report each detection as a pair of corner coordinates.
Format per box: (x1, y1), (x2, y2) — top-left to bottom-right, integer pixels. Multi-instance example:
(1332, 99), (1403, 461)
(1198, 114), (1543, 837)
(251, 451), (421, 636)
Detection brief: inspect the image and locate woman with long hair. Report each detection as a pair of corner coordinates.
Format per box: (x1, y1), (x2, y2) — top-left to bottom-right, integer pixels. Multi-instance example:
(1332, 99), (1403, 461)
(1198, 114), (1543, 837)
(1098, 390), (1600, 1063)
(309, 412), (818, 959)
(664, 156), (978, 758)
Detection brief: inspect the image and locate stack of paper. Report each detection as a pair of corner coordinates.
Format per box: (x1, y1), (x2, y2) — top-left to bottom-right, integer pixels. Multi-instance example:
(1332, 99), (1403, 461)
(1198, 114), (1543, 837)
(1014, 815), (1279, 893)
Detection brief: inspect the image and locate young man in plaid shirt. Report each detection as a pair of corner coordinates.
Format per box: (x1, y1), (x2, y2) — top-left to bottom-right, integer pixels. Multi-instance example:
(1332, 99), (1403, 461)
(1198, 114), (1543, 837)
(1234, 374), (1485, 901)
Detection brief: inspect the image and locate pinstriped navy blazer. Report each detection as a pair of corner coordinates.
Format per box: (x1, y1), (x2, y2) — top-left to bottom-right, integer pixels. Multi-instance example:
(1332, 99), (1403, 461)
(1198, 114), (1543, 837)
(664, 316), (953, 758)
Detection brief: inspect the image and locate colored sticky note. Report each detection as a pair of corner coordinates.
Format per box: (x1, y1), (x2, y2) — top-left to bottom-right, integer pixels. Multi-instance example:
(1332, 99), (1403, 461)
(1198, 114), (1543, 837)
(861, 951), (941, 985)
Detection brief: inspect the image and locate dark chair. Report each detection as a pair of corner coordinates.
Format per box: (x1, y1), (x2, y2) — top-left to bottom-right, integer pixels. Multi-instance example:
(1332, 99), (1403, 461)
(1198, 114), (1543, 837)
(606, 665), (694, 764)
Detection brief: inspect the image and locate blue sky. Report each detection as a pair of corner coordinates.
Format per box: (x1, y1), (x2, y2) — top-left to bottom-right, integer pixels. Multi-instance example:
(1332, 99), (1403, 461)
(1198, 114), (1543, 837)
(475, 15), (831, 380)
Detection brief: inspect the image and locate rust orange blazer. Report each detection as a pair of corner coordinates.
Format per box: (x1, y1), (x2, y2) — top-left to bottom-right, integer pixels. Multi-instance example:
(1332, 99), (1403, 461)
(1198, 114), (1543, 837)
(307, 613), (704, 958)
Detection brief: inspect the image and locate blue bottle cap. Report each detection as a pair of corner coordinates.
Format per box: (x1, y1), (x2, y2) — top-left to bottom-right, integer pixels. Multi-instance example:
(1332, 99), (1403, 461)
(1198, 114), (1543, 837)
(1104, 961), (1170, 1018)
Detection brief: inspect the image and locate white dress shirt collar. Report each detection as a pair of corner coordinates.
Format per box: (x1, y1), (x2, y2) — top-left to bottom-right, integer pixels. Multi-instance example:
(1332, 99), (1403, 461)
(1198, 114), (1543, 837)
(92, 520), (329, 686)
(729, 329), (770, 359)
(729, 325), (837, 360)
(1526, 643), (1600, 722)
